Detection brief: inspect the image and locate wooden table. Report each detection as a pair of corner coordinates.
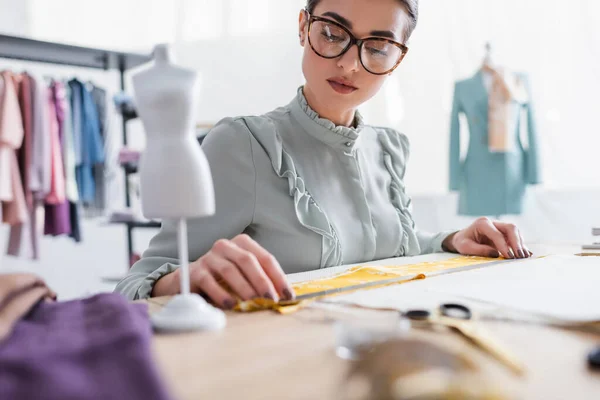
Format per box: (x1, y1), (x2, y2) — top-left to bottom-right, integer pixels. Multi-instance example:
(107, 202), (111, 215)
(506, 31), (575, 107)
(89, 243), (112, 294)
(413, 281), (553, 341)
(146, 246), (600, 400)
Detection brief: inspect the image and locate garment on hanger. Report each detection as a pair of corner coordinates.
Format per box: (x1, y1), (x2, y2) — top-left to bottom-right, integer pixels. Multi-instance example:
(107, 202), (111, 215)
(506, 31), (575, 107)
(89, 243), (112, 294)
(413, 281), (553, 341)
(63, 85), (79, 203)
(69, 79), (105, 205)
(3, 69), (110, 256)
(484, 66), (529, 153)
(30, 74), (52, 198)
(63, 84), (82, 243)
(449, 69), (540, 216)
(6, 73), (40, 259)
(15, 74), (33, 206)
(0, 71), (28, 226)
(44, 82), (71, 237)
(44, 82), (66, 205)
(90, 85), (108, 213)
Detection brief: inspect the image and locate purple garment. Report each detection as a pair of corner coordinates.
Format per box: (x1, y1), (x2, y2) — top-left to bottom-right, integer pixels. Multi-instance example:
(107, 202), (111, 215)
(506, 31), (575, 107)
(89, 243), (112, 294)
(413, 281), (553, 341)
(0, 294), (173, 400)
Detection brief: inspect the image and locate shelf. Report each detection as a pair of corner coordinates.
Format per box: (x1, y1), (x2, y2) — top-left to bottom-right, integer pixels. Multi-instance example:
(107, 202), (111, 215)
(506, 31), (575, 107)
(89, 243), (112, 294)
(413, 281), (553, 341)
(127, 221), (161, 228)
(582, 244), (600, 250)
(0, 34), (151, 71)
(109, 220), (162, 229)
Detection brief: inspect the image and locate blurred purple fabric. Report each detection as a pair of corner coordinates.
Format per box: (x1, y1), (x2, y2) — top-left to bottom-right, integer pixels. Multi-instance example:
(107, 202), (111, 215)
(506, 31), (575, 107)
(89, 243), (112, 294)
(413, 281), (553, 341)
(0, 293), (172, 400)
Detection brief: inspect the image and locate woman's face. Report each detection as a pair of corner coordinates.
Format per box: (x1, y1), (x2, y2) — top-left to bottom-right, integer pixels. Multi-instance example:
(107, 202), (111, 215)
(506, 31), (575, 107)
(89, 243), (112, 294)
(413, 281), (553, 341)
(299, 0), (409, 114)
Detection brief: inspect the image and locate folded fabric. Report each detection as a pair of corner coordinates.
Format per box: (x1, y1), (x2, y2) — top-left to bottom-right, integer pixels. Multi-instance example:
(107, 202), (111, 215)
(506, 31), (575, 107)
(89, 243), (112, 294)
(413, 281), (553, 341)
(0, 273), (56, 341)
(0, 291), (172, 400)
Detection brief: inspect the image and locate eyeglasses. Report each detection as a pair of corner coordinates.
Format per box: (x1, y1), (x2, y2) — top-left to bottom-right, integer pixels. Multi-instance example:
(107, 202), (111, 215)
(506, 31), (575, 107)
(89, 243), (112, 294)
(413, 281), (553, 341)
(305, 11), (409, 75)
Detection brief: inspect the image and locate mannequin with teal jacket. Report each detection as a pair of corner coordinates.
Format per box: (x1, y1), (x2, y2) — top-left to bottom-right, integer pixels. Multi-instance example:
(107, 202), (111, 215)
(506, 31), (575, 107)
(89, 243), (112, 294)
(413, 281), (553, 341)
(449, 69), (541, 216)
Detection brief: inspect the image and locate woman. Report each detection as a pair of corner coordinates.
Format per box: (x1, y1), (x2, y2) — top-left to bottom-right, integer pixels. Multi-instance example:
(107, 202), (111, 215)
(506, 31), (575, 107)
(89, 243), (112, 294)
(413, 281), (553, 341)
(116, 0), (532, 308)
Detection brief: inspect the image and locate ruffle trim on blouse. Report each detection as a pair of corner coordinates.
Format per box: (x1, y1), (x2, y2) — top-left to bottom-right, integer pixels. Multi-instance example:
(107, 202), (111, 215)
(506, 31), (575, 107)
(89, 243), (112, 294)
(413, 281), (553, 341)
(378, 130), (421, 257)
(238, 116), (343, 268)
(296, 87), (364, 139)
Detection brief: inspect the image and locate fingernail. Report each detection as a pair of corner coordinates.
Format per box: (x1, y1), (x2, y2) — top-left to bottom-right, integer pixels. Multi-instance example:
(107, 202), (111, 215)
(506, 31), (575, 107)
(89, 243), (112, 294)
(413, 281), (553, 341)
(263, 292), (274, 300)
(223, 299), (235, 310)
(508, 249), (515, 259)
(518, 249), (525, 259)
(283, 288), (295, 300)
(489, 250), (500, 258)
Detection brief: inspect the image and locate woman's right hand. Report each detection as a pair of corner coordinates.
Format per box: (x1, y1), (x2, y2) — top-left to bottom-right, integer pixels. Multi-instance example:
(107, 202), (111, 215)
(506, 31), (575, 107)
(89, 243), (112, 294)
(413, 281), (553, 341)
(186, 234), (295, 309)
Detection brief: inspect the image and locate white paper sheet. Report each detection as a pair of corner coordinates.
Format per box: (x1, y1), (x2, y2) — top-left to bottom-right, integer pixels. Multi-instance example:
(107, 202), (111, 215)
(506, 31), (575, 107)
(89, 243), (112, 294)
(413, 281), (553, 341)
(329, 255), (600, 323)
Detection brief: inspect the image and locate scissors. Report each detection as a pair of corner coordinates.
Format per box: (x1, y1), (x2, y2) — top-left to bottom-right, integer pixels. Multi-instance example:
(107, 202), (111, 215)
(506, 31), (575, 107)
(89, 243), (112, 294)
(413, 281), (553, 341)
(402, 303), (526, 376)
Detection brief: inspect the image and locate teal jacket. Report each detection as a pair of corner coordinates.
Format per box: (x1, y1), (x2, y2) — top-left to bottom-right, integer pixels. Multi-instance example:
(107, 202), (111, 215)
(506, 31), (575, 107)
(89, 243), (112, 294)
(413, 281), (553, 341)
(449, 70), (540, 216)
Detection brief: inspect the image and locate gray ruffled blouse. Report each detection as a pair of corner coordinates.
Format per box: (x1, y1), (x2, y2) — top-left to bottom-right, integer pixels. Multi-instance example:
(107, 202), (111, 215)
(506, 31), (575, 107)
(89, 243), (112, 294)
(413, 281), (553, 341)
(116, 88), (451, 300)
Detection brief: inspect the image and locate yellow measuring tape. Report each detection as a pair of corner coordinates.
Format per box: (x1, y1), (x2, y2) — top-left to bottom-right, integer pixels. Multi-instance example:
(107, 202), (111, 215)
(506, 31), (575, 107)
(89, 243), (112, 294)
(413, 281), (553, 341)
(235, 256), (500, 313)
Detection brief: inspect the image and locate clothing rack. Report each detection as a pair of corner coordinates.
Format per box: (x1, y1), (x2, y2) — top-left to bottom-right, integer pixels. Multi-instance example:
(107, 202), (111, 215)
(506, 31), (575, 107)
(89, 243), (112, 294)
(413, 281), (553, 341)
(0, 34), (154, 268)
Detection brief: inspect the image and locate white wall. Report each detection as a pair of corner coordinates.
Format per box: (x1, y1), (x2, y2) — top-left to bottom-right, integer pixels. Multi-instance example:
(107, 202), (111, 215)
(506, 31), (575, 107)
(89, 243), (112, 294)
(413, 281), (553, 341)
(0, 0), (30, 36)
(171, 0), (600, 194)
(174, 37), (303, 124)
(13, 0), (600, 193)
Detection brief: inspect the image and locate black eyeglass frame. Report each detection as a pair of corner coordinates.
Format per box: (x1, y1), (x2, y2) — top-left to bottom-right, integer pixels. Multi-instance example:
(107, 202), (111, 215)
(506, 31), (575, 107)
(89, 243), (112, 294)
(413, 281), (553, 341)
(304, 10), (409, 75)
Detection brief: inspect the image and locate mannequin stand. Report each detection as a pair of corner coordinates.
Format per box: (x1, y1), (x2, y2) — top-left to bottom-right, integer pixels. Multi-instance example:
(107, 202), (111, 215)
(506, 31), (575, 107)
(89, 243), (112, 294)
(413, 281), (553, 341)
(151, 218), (226, 332)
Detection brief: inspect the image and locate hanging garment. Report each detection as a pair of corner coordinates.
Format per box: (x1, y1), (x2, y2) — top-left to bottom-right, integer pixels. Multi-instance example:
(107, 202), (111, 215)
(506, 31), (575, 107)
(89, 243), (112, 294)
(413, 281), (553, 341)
(0, 71), (28, 226)
(69, 79), (105, 204)
(63, 83), (82, 243)
(63, 84), (79, 203)
(14, 74), (33, 206)
(68, 79), (83, 165)
(6, 73), (40, 259)
(44, 82), (66, 205)
(68, 201), (82, 242)
(485, 67), (529, 153)
(44, 82), (71, 237)
(0, 290), (173, 400)
(90, 85), (108, 213)
(449, 69), (540, 216)
(29, 74), (52, 198)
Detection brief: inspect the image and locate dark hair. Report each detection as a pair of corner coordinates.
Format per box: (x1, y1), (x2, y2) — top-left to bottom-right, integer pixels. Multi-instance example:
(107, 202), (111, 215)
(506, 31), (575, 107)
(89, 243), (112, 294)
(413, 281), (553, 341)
(305, 0), (419, 42)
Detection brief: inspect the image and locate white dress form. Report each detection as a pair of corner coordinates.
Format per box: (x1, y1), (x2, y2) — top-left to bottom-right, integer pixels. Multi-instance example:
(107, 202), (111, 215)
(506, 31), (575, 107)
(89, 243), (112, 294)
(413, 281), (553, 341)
(132, 44), (224, 332)
(132, 45), (214, 219)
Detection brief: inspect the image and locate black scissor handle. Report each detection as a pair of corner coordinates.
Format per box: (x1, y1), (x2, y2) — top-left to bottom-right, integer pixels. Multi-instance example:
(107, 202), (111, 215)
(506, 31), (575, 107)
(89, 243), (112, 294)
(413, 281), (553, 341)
(404, 309), (431, 320)
(588, 346), (600, 370)
(439, 303), (472, 320)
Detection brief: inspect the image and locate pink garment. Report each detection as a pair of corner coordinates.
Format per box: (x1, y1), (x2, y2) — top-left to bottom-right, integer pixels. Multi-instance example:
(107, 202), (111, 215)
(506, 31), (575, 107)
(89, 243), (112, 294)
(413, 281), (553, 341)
(43, 82), (71, 237)
(7, 73), (40, 259)
(44, 89), (66, 205)
(0, 71), (28, 226)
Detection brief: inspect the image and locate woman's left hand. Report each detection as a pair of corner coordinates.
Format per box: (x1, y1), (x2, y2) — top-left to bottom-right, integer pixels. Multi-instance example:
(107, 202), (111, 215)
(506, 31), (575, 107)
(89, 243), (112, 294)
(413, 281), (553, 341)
(442, 217), (533, 259)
